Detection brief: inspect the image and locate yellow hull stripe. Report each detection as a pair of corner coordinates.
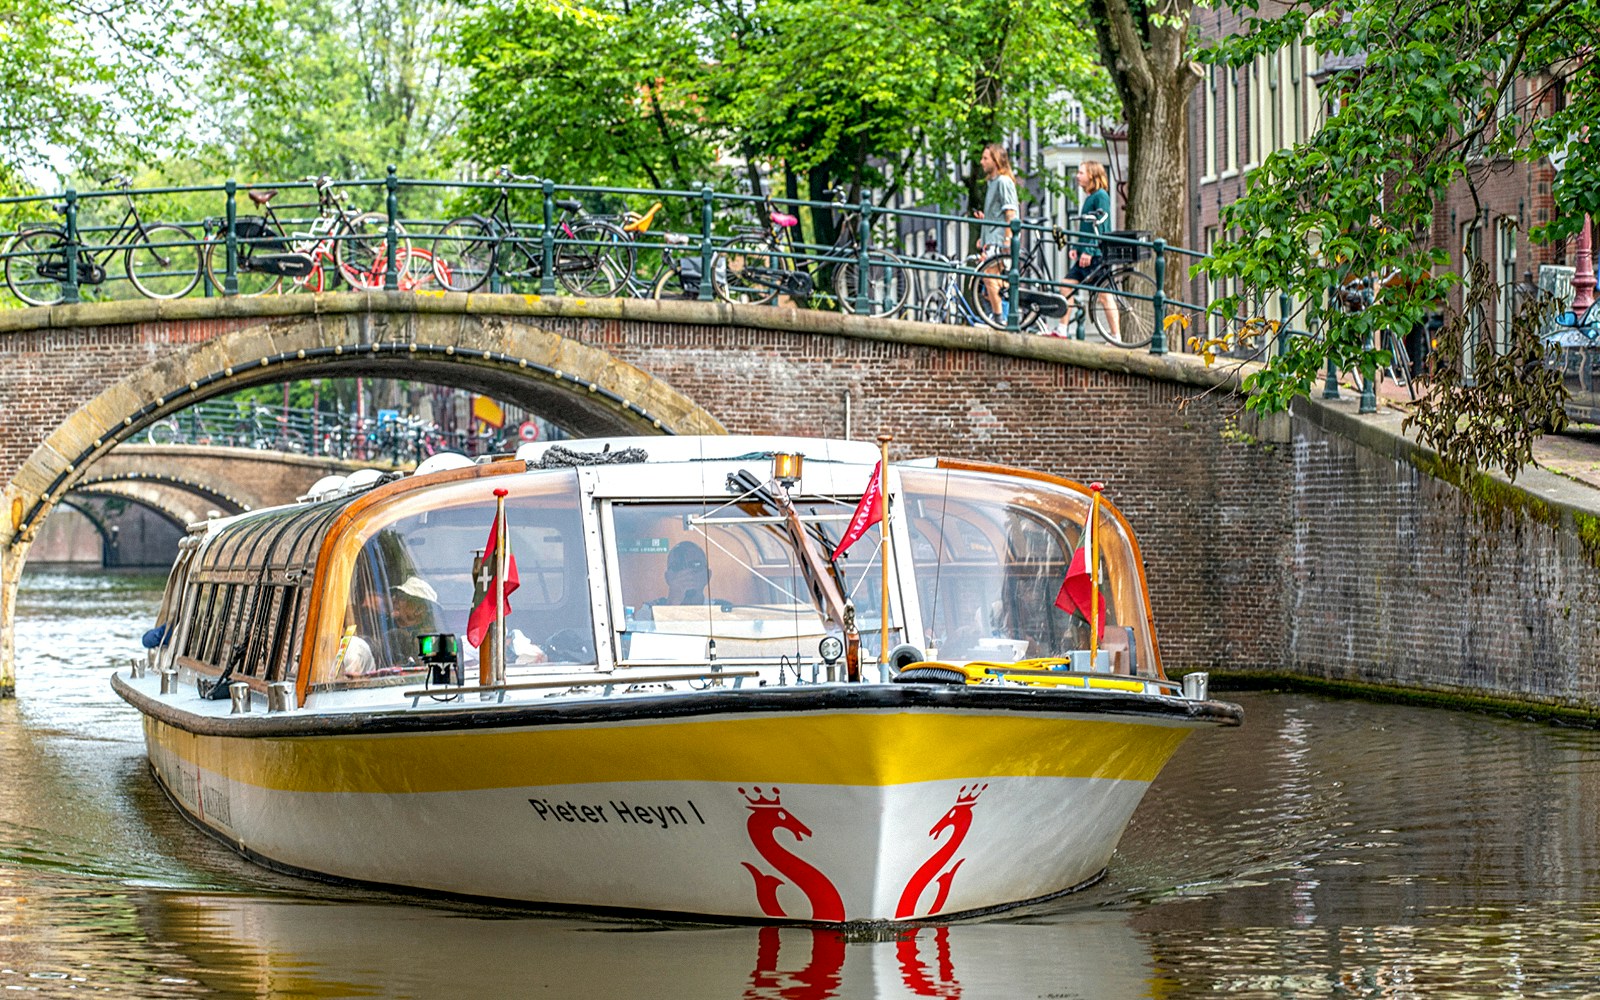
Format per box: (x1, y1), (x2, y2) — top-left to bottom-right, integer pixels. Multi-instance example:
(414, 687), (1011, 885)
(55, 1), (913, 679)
(146, 711), (1193, 795)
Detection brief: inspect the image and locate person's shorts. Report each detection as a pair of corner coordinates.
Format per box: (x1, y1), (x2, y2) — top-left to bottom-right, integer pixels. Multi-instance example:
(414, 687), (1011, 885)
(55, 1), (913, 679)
(1066, 255), (1101, 283)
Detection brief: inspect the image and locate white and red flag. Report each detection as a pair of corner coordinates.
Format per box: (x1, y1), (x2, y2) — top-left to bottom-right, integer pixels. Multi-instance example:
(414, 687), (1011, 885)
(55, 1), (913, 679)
(1054, 493), (1106, 638)
(466, 503), (520, 648)
(830, 461), (884, 561)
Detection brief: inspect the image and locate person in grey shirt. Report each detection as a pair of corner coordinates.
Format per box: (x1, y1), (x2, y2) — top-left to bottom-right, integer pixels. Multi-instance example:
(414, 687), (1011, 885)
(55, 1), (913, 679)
(975, 143), (1019, 322)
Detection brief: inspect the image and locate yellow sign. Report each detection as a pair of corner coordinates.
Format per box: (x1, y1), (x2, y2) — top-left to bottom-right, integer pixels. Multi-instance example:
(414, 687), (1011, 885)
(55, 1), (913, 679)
(472, 395), (505, 429)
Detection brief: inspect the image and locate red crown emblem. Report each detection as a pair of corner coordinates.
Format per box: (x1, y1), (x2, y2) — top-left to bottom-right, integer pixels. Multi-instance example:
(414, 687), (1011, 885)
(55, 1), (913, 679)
(739, 785), (783, 807)
(956, 783), (988, 806)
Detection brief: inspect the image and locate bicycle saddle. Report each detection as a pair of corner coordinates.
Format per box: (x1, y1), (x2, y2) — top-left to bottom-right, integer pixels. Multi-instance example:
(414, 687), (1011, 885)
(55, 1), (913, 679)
(248, 190), (278, 206)
(624, 202), (664, 234)
(555, 198), (583, 213)
(769, 211), (799, 228)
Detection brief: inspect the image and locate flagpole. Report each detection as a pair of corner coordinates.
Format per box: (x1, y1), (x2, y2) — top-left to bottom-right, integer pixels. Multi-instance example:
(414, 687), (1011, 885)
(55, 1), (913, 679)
(475, 548), (490, 687)
(1088, 482), (1103, 670)
(876, 433), (892, 671)
(493, 487), (508, 687)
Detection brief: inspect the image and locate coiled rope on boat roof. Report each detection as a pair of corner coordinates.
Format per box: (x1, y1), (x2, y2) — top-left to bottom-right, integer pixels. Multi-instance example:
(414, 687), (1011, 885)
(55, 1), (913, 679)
(531, 444), (651, 468)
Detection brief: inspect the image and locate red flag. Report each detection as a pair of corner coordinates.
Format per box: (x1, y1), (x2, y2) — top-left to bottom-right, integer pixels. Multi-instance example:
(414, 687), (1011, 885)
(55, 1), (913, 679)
(1054, 517), (1106, 638)
(831, 461), (883, 561)
(466, 510), (519, 648)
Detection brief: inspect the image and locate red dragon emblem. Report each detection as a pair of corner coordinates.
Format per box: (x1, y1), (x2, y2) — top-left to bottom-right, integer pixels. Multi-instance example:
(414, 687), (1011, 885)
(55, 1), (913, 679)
(738, 786), (846, 921)
(895, 783), (987, 919)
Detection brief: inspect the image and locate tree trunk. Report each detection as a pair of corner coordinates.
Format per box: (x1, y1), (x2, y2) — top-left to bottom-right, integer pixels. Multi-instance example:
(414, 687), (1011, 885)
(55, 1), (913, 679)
(1124, 75), (1194, 293)
(1085, 0), (1200, 296)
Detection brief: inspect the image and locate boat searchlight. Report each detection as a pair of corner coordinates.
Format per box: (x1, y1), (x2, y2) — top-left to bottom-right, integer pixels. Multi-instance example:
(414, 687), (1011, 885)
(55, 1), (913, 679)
(772, 452), (803, 489)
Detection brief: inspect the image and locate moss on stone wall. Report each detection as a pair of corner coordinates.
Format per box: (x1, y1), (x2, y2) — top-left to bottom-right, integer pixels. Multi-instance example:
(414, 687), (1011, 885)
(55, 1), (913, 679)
(1575, 511), (1600, 567)
(1417, 455), (1596, 566)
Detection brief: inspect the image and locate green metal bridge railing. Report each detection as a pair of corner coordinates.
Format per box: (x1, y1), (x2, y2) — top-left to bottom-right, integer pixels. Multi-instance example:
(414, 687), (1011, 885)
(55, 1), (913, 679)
(0, 169), (1292, 362)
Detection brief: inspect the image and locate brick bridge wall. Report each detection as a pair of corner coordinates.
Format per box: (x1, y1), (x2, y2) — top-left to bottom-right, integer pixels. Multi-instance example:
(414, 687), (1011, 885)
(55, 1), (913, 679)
(1, 294), (1597, 709)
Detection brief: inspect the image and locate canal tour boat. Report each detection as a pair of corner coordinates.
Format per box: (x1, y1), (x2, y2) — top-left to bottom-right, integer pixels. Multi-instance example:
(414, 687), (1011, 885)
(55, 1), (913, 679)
(113, 435), (1242, 924)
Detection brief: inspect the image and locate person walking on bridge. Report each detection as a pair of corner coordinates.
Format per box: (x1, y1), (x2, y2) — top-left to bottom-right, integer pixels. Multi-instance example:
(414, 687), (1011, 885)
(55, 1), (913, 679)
(974, 143), (1020, 322)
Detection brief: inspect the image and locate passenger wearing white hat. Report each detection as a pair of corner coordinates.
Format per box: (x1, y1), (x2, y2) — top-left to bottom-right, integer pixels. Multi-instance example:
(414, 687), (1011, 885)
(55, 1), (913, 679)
(382, 575), (443, 664)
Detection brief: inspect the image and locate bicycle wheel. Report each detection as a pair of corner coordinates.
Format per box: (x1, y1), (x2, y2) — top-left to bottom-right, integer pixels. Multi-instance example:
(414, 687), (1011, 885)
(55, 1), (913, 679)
(145, 418), (180, 445)
(202, 238), (281, 296)
(557, 221), (629, 296)
(430, 217), (495, 293)
(650, 261), (699, 301)
(126, 223), (202, 299)
(4, 228), (69, 306)
(834, 250), (911, 318)
(963, 254), (1043, 331)
(1090, 267), (1157, 349)
(920, 289), (950, 324)
(713, 236), (780, 305)
(333, 212), (411, 290)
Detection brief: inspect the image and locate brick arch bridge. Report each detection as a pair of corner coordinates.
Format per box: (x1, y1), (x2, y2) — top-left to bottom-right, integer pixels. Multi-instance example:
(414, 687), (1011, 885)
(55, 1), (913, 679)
(82, 444), (365, 520)
(2, 292), (1598, 714)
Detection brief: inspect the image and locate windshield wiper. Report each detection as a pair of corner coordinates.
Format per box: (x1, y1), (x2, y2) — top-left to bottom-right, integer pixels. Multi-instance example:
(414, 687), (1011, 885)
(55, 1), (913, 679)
(728, 470), (854, 639)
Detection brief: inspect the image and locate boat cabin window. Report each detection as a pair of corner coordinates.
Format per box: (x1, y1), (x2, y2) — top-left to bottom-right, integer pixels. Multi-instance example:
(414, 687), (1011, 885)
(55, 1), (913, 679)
(309, 470), (595, 690)
(899, 467), (1158, 675)
(169, 504), (324, 684)
(608, 500), (900, 665)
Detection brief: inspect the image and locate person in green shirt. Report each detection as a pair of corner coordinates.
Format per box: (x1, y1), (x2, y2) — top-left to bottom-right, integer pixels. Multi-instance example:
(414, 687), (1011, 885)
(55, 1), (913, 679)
(1060, 161), (1116, 340)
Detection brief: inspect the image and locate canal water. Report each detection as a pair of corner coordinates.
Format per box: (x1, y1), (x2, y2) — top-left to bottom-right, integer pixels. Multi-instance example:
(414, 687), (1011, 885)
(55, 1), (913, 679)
(3, 569), (1599, 999)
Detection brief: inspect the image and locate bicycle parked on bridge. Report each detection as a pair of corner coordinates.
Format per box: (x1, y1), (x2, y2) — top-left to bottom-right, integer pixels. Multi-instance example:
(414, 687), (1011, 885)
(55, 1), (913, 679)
(429, 168), (628, 296)
(1054, 218), (1159, 348)
(200, 176), (416, 296)
(3, 177), (202, 306)
(714, 193), (912, 317)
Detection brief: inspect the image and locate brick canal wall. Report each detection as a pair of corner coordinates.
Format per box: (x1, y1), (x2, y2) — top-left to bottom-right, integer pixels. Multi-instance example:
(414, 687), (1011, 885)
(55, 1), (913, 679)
(1282, 404), (1600, 706)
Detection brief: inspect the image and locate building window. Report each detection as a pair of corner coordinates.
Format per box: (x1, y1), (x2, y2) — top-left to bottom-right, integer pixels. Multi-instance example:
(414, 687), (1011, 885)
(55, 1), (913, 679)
(1247, 58), (1262, 168)
(1461, 221), (1485, 381)
(1225, 67), (1239, 174)
(1268, 54), (1282, 152)
(1204, 65), (1218, 180)
(1497, 218), (1518, 354)
(1290, 42), (1305, 143)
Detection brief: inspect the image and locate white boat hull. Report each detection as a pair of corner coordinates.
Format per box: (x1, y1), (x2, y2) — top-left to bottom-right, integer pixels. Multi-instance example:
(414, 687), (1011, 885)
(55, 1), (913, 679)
(134, 694), (1211, 923)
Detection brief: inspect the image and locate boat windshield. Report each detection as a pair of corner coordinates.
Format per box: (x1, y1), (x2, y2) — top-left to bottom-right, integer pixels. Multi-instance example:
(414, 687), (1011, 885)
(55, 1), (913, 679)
(899, 466), (1158, 675)
(607, 499), (901, 665)
(309, 470), (596, 690)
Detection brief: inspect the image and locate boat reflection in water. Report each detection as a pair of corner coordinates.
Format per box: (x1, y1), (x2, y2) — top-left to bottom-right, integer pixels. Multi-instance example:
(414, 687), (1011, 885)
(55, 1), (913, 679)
(114, 435), (1240, 923)
(150, 893), (1154, 999)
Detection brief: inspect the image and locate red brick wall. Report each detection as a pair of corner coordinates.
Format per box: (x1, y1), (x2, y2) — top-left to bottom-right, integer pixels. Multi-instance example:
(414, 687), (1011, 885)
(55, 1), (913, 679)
(604, 323), (1294, 674)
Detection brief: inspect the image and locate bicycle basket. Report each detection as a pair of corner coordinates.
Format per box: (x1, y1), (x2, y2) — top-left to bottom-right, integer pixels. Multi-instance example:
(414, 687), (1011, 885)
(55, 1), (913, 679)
(1103, 230), (1152, 264)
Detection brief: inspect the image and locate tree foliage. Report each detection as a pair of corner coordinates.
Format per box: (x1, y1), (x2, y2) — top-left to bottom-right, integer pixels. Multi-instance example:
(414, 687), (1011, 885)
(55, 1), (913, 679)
(1199, 0), (1595, 478)
(453, 0), (1110, 228)
(0, 0), (281, 178)
(205, 0), (465, 180)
